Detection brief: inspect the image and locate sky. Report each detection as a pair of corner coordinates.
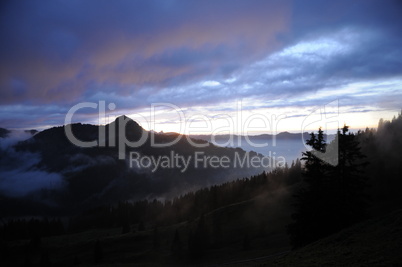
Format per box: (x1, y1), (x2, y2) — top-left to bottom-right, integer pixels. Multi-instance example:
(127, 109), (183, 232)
(0, 0), (401, 134)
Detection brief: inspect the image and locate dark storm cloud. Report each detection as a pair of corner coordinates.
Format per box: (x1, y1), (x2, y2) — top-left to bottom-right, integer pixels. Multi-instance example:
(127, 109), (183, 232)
(0, 0), (288, 102)
(0, 0), (401, 128)
(289, 0), (402, 37)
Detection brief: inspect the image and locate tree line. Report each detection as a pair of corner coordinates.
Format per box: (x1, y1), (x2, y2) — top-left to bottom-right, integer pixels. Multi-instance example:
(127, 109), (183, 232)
(69, 160), (301, 232)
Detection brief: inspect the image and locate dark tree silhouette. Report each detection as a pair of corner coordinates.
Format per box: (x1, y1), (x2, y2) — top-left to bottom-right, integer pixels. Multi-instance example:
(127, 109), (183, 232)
(93, 240), (103, 264)
(242, 234), (250, 250)
(328, 126), (369, 229)
(171, 229), (182, 258)
(288, 126), (369, 248)
(138, 221), (145, 231)
(40, 250), (51, 267)
(188, 214), (208, 259)
(357, 111), (402, 214)
(121, 221), (130, 234)
(153, 226), (160, 250)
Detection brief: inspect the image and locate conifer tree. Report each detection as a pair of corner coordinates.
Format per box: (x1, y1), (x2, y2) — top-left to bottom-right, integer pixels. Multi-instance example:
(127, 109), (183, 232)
(171, 229), (182, 258)
(288, 126), (369, 248)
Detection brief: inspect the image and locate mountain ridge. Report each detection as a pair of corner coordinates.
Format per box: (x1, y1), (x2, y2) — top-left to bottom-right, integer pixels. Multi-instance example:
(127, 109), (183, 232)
(7, 115), (269, 215)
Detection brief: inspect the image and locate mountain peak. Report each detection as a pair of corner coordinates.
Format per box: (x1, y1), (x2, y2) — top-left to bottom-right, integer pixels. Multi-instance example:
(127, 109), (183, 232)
(111, 115), (142, 134)
(113, 115), (139, 126)
(115, 115), (131, 122)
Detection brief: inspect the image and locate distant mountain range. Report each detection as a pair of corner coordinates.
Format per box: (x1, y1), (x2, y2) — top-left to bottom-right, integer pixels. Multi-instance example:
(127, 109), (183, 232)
(1, 116), (269, 216)
(191, 131), (334, 144)
(191, 132), (335, 164)
(0, 116), (336, 215)
(191, 131), (308, 140)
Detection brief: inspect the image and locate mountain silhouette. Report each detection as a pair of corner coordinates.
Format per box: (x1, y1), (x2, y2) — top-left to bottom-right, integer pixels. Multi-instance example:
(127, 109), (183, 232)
(0, 127), (10, 138)
(13, 116), (267, 214)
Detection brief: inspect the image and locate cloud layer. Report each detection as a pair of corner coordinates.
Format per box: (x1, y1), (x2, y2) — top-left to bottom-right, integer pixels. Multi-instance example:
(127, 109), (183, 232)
(0, 131), (63, 197)
(0, 0), (401, 130)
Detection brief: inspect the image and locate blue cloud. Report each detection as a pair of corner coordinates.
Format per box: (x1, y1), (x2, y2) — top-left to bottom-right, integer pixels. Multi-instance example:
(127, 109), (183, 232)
(0, 0), (401, 129)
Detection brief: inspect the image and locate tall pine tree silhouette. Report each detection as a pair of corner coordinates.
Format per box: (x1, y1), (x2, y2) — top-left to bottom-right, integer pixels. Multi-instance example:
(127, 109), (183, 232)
(288, 126), (368, 248)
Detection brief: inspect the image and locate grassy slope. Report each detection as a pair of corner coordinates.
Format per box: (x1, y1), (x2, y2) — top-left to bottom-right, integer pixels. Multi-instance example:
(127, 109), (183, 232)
(258, 209), (402, 266)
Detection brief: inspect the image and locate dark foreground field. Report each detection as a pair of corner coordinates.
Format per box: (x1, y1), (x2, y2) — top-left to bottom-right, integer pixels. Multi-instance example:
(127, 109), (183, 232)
(262, 209), (402, 267)
(2, 207), (402, 266)
(0, 195), (291, 266)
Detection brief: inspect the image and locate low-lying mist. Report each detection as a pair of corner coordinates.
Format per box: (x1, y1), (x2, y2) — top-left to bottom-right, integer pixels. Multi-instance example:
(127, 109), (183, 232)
(0, 131), (63, 198)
